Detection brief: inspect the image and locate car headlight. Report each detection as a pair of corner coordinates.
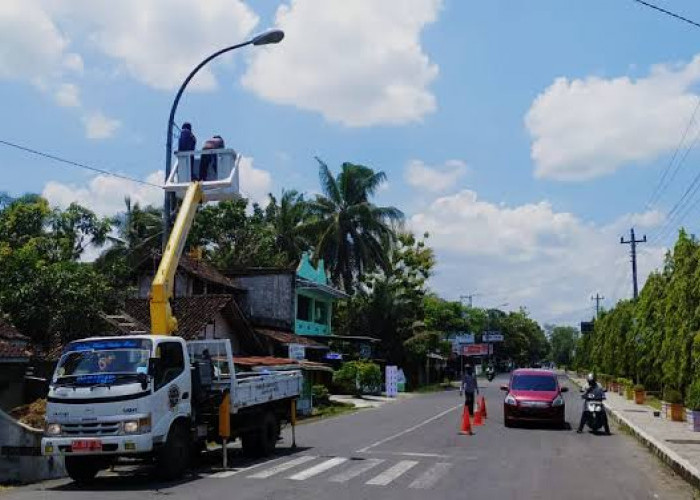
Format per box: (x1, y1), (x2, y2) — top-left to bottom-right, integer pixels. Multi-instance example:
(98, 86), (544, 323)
(552, 394), (564, 407)
(46, 423), (62, 436)
(123, 420), (139, 434)
(505, 394), (517, 406)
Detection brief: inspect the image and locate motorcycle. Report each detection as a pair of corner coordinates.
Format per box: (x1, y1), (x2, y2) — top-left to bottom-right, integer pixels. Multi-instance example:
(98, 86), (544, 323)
(486, 370), (495, 382)
(581, 391), (606, 432)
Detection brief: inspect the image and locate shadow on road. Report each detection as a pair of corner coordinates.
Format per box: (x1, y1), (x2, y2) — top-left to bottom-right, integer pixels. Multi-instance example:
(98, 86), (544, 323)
(47, 446), (313, 492)
(507, 421), (571, 432)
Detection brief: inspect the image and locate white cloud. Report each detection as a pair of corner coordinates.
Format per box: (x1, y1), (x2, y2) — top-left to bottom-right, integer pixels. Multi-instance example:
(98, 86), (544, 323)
(0, 0), (82, 82)
(49, 0), (258, 91)
(43, 171), (163, 217)
(82, 112), (121, 139)
(411, 189), (666, 325)
(239, 157), (272, 204)
(242, 0), (441, 127)
(405, 159), (467, 192)
(54, 83), (81, 107)
(526, 55), (700, 181)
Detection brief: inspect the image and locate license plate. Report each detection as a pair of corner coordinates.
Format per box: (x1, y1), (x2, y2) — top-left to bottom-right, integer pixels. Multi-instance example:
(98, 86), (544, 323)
(72, 440), (102, 452)
(521, 401), (548, 408)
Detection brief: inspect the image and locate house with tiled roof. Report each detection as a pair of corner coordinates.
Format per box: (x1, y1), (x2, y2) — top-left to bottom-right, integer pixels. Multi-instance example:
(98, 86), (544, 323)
(0, 318), (31, 411)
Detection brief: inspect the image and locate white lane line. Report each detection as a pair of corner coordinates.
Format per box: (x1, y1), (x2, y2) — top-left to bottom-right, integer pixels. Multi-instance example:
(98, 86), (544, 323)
(365, 460), (418, 486)
(357, 404), (462, 453)
(248, 455), (317, 479)
(408, 462), (452, 489)
(365, 451), (450, 458)
(328, 458), (385, 483)
(288, 457), (348, 481)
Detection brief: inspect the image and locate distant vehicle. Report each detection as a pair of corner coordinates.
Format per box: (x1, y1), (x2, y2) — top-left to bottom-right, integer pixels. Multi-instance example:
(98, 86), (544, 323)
(501, 369), (568, 428)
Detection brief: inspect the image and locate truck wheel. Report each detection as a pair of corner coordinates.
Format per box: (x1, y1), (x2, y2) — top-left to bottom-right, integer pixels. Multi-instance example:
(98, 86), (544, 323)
(65, 456), (101, 483)
(156, 423), (191, 480)
(241, 412), (279, 458)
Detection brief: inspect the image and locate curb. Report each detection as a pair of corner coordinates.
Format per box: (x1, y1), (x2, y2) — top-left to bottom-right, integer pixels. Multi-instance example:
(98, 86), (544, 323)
(567, 375), (700, 490)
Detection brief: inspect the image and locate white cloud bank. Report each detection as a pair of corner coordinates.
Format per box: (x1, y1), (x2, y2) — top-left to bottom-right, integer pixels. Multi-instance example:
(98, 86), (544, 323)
(526, 55), (700, 181)
(405, 159), (468, 192)
(411, 190), (666, 324)
(82, 112), (121, 140)
(242, 0), (441, 126)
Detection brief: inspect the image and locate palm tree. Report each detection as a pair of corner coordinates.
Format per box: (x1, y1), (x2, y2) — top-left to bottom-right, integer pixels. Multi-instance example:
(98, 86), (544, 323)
(98, 197), (162, 268)
(265, 190), (311, 266)
(303, 158), (404, 293)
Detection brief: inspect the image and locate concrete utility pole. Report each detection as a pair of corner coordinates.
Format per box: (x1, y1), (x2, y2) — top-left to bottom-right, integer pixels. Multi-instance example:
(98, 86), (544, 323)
(591, 293), (604, 318)
(620, 228), (646, 300)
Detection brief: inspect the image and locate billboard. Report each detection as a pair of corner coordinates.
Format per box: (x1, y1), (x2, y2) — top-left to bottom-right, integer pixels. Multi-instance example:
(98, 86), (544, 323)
(462, 344), (489, 356)
(482, 332), (504, 342)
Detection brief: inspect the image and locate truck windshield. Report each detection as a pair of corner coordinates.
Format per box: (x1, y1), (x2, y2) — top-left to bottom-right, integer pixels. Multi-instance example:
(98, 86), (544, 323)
(54, 339), (151, 386)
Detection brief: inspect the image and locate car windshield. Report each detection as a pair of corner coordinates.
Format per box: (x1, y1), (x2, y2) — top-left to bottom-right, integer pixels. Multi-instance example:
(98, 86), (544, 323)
(511, 374), (557, 391)
(54, 339), (151, 386)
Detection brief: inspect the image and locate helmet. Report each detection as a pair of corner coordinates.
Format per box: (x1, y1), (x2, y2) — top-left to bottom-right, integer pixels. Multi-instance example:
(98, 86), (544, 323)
(586, 372), (596, 385)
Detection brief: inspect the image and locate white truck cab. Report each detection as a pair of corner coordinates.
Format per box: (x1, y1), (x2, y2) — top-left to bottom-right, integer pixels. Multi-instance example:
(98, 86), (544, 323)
(42, 335), (301, 482)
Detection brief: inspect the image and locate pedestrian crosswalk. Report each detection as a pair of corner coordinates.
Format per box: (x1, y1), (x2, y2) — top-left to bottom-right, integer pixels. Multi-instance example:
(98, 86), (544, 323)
(210, 455), (453, 489)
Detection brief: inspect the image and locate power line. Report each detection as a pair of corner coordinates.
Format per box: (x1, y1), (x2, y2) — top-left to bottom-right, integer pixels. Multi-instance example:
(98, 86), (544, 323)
(0, 139), (162, 189)
(646, 97), (700, 208)
(631, 0), (700, 30)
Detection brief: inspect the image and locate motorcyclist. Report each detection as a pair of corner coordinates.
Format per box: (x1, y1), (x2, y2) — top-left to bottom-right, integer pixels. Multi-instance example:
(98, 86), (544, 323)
(486, 364), (495, 380)
(576, 373), (610, 434)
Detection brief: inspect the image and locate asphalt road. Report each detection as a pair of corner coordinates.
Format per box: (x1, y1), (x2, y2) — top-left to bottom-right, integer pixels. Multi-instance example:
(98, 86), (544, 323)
(5, 374), (694, 500)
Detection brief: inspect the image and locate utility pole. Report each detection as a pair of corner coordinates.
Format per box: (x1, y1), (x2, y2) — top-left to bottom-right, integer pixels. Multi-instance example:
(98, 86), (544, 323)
(591, 293), (604, 318)
(620, 228), (646, 300)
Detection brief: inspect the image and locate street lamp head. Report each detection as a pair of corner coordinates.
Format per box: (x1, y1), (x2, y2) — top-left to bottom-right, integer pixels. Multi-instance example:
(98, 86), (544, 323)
(252, 29), (285, 46)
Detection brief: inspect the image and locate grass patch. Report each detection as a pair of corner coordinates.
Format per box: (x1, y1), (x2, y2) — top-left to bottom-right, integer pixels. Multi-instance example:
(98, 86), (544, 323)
(413, 382), (455, 393)
(645, 395), (662, 410)
(309, 401), (357, 419)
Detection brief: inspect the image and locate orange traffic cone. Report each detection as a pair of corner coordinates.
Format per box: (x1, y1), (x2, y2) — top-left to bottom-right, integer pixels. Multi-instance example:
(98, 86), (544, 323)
(473, 403), (483, 426)
(459, 405), (473, 435)
(480, 395), (488, 419)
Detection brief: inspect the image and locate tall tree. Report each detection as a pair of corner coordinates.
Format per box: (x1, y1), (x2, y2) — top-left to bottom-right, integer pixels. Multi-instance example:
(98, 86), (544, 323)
(304, 158), (403, 292)
(265, 190), (311, 265)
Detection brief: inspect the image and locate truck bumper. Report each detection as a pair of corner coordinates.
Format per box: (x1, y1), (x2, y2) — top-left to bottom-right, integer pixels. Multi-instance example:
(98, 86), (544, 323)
(41, 433), (154, 457)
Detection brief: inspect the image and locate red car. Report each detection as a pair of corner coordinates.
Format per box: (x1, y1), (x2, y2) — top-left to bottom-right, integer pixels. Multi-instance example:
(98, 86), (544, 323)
(501, 369), (568, 428)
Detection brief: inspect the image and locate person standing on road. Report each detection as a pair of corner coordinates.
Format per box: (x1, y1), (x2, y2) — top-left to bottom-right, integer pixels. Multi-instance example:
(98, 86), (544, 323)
(460, 365), (479, 416)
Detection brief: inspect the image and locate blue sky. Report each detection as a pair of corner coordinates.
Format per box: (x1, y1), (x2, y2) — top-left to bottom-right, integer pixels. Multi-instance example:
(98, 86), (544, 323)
(3, 0), (700, 325)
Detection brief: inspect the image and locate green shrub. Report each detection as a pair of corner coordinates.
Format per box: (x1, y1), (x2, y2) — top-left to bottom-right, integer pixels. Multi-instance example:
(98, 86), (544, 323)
(685, 380), (700, 410)
(333, 361), (382, 395)
(312, 384), (330, 406)
(663, 388), (683, 404)
(633, 384), (645, 391)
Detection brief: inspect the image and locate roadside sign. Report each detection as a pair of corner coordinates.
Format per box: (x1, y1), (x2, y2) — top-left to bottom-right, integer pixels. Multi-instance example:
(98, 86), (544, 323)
(463, 344), (489, 356)
(324, 352), (343, 361)
(288, 344), (306, 360)
(450, 333), (475, 354)
(482, 332), (504, 342)
(386, 365), (398, 398)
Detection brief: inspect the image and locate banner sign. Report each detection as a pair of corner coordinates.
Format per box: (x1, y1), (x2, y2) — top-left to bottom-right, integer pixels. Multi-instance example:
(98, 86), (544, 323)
(482, 332), (504, 342)
(462, 344), (489, 356)
(450, 333), (475, 354)
(324, 352), (343, 361)
(386, 365), (398, 398)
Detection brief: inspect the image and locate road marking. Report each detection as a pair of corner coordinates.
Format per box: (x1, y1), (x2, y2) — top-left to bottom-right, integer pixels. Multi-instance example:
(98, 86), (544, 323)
(208, 455), (289, 478)
(364, 451), (450, 458)
(248, 455), (317, 479)
(288, 457), (348, 480)
(357, 404), (462, 453)
(408, 462), (452, 489)
(365, 460), (418, 486)
(328, 458), (385, 483)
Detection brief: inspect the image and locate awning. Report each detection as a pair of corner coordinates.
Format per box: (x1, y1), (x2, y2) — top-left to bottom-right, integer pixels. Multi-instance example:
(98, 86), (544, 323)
(255, 328), (329, 350)
(299, 334), (380, 343)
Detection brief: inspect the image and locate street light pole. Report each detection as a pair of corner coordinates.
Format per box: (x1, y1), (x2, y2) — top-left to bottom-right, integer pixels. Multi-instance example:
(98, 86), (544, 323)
(162, 29), (284, 248)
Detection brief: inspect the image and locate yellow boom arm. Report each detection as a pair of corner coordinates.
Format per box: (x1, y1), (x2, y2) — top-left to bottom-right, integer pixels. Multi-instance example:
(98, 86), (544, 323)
(150, 182), (203, 335)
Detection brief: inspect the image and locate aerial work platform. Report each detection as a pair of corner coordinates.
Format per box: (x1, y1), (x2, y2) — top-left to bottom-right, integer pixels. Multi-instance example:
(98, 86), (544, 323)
(165, 149), (240, 201)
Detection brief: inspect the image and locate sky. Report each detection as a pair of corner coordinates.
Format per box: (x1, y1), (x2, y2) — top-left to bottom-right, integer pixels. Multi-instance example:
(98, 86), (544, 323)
(3, 0), (700, 327)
